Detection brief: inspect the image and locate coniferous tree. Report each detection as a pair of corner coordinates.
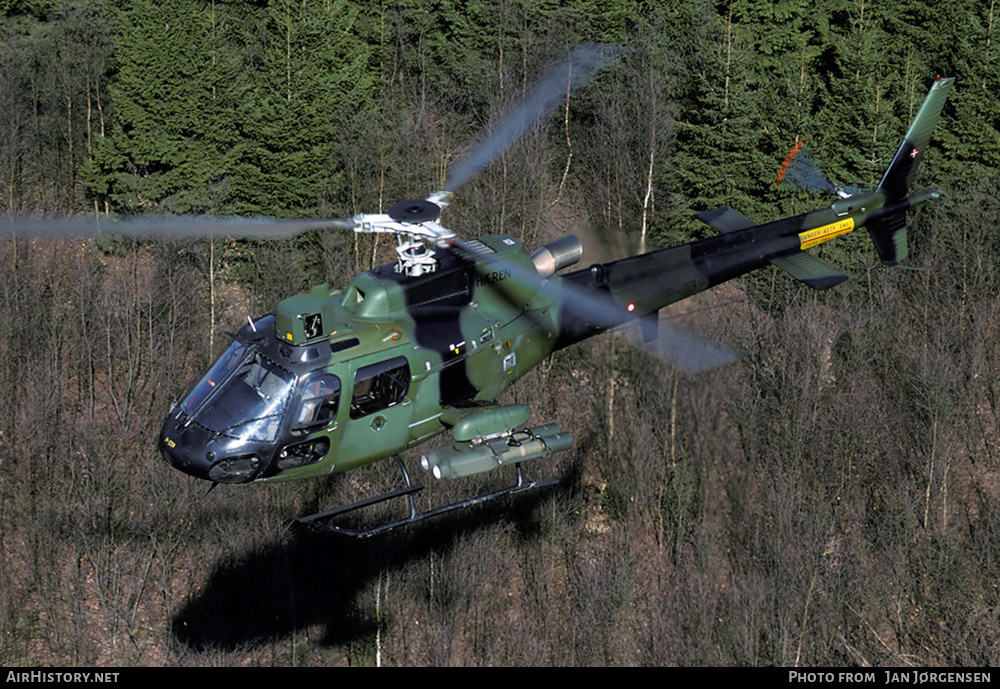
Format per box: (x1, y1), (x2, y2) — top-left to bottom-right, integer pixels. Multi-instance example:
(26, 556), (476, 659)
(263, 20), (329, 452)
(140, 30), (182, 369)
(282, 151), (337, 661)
(89, 0), (243, 213)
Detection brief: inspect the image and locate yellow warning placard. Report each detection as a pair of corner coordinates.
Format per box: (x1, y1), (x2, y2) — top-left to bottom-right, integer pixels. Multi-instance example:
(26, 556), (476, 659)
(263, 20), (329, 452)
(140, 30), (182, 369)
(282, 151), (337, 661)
(798, 218), (855, 250)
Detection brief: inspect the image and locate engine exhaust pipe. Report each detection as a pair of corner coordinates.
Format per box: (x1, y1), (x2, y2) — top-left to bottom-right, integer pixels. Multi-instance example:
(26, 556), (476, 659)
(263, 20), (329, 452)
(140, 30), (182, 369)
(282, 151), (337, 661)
(531, 235), (583, 278)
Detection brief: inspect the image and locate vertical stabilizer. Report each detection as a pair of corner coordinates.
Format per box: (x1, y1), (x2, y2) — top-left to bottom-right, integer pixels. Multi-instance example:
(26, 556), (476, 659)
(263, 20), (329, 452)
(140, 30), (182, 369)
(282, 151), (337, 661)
(877, 77), (954, 203)
(869, 77), (954, 264)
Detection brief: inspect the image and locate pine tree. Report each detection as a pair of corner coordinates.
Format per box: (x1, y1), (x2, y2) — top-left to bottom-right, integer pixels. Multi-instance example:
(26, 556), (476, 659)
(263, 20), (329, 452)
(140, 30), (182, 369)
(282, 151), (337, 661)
(89, 0), (244, 213)
(226, 0), (372, 217)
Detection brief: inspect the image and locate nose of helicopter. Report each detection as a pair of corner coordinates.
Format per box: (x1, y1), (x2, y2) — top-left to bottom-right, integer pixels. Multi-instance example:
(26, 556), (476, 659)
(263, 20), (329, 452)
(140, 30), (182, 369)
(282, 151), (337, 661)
(159, 413), (264, 484)
(159, 415), (213, 480)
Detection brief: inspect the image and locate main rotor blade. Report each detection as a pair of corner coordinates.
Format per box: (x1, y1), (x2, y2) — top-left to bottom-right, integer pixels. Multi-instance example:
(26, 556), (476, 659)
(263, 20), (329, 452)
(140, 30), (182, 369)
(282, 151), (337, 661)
(551, 276), (737, 373)
(457, 239), (736, 374)
(443, 42), (628, 194)
(647, 320), (738, 373)
(0, 214), (352, 240)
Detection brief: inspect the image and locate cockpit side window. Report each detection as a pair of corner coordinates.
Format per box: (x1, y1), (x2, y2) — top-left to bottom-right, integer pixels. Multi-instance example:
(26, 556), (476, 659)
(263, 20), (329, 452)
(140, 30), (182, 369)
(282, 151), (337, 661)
(350, 356), (410, 419)
(293, 374), (341, 431)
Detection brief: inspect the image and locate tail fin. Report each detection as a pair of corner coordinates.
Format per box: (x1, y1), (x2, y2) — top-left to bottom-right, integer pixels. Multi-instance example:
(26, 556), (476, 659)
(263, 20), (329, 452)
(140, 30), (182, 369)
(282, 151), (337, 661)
(869, 76), (954, 265)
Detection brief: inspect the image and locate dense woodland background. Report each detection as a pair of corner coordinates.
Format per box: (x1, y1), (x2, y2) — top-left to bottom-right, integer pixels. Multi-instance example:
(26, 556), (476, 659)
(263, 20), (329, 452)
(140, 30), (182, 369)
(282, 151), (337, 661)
(1, 0), (999, 666)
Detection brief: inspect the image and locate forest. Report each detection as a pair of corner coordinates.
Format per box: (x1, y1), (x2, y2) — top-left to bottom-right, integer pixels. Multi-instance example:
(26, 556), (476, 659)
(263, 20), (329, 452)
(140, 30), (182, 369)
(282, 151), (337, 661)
(1, 0), (999, 667)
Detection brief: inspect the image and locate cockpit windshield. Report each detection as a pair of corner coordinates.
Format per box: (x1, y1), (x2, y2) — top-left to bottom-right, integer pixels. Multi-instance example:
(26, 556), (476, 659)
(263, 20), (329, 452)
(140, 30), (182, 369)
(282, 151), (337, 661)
(181, 342), (296, 442)
(181, 340), (248, 415)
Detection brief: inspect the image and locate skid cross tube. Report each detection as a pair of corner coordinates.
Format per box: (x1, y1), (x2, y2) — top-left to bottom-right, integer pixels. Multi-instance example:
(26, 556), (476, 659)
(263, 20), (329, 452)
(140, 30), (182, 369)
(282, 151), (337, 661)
(297, 455), (558, 538)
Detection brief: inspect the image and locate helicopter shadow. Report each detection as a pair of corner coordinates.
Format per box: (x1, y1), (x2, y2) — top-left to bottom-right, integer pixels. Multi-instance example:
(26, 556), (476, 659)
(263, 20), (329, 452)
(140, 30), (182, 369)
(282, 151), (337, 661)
(170, 478), (569, 651)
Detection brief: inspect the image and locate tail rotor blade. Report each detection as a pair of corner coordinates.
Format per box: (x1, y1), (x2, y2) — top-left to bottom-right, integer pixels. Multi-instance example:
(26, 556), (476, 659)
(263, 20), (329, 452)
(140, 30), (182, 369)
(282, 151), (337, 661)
(776, 143), (837, 195)
(776, 142), (864, 198)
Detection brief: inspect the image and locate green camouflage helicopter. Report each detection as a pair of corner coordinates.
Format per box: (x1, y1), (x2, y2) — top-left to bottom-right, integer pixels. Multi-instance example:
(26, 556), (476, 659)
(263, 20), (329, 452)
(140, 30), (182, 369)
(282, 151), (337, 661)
(153, 46), (954, 536)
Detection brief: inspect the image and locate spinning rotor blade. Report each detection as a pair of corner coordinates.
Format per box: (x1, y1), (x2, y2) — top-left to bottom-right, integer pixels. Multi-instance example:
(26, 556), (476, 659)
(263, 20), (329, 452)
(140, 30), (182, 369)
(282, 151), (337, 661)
(776, 142), (863, 198)
(1, 214), (353, 240)
(648, 319), (738, 373)
(554, 274), (737, 373)
(776, 143), (836, 194)
(554, 276), (737, 374)
(458, 239), (735, 374)
(444, 43), (733, 372)
(443, 42), (628, 194)
(8, 43), (626, 245)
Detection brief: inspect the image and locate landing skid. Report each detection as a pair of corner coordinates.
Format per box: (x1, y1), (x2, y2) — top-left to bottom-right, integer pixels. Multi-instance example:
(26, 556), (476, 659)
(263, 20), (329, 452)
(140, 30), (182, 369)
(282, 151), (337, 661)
(296, 454), (559, 538)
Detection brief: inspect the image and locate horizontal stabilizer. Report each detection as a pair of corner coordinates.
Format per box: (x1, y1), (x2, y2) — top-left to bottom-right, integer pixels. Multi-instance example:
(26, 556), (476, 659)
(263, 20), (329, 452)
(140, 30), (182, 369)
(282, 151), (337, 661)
(695, 206), (756, 234)
(769, 250), (848, 290)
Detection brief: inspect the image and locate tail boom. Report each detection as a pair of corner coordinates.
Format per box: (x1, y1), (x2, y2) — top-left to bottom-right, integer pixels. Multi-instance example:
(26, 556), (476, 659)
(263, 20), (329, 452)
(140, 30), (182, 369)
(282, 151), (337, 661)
(551, 77), (953, 347)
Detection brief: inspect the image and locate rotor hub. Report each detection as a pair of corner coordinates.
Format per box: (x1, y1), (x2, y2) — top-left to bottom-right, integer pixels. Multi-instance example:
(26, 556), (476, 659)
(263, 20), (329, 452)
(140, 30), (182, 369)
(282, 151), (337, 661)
(388, 199), (441, 224)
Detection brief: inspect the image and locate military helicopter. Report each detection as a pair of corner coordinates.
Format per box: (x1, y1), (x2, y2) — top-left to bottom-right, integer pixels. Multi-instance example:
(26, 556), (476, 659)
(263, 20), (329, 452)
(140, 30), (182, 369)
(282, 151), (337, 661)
(151, 48), (954, 536)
